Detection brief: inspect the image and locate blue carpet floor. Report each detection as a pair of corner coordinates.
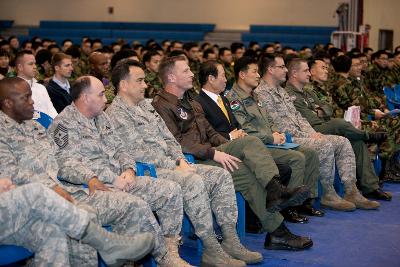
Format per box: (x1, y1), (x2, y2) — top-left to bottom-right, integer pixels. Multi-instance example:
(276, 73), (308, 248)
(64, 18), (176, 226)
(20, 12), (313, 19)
(180, 183), (400, 267)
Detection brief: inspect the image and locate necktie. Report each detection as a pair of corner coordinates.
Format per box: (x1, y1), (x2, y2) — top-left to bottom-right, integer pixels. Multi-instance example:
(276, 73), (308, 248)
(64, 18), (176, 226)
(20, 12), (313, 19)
(217, 95), (230, 123)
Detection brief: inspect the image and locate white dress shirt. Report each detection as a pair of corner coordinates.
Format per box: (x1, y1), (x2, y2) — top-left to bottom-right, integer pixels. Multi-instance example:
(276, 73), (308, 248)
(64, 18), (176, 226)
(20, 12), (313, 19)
(20, 77), (58, 119)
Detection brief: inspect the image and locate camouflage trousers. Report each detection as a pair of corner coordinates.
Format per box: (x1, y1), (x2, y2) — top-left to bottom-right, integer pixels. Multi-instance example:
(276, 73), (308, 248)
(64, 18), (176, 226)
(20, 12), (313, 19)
(0, 183), (90, 267)
(73, 177), (181, 263)
(293, 135), (357, 192)
(157, 164), (238, 239)
(365, 116), (400, 159)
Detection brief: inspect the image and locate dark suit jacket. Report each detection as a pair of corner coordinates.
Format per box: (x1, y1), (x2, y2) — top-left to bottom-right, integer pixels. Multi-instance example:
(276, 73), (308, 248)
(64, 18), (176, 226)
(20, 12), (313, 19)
(195, 90), (240, 139)
(46, 79), (73, 113)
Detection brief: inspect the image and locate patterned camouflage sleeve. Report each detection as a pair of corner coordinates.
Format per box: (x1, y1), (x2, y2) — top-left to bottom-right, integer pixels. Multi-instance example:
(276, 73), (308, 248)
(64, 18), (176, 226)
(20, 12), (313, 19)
(49, 121), (102, 184)
(0, 139), (57, 188)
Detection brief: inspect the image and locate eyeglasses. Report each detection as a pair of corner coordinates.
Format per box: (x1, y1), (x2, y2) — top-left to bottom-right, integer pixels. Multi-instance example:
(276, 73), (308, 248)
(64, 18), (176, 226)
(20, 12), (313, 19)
(272, 65), (287, 70)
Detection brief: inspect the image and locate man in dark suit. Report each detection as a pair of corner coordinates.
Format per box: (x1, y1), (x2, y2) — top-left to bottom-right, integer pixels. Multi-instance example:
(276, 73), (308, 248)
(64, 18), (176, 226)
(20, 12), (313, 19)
(46, 53), (73, 113)
(195, 64), (244, 140)
(195, 60), (324, 223)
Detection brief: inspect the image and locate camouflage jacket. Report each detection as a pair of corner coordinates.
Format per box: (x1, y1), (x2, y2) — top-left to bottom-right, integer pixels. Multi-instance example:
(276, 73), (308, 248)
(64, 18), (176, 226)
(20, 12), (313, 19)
(144, 69), (163, 98)
(0, 111), (58, 188)
(254, 80), (316, 138)
(49, 103), (136, 185)
(106, 95), (185, 170)
(287, 82), (333, 126)
(225, 83), (278, 144)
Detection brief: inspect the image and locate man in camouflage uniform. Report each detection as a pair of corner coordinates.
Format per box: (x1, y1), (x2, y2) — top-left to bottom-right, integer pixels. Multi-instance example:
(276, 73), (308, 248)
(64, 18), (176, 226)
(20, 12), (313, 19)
(153, 56), (313, 252)
(184, 42), (201, 93)
(48, 75), (190, 267)
(253, 55), (380, 210)
(88, 52), (115, 103)
(143, 50), (163, 98)
(291, 58), (392, 200)
(364, 50), (397, 95)
(328, 55), (400, 182)
(0, 181), (154, 267)
(106, 59), (261, 266)
(0, 77), (157, 266)
(218, 47), (235, 90)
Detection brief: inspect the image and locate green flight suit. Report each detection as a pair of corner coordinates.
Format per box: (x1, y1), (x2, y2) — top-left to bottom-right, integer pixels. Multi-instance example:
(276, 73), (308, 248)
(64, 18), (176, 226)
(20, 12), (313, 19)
(287, 82), (380, 194)
(225, 83), (320, 199)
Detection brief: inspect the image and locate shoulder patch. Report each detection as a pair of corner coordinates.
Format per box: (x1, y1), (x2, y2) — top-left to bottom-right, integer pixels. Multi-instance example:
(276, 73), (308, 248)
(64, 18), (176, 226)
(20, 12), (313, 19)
(53, 124), (69, 149)
(230, 100), (240, 110)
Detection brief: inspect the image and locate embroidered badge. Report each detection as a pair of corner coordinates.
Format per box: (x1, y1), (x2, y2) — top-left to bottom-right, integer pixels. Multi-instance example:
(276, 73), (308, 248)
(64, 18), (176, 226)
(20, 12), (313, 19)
(53, 124), (68, 149)
(230, 100), (240, 110)
(177, 108), (188, 120)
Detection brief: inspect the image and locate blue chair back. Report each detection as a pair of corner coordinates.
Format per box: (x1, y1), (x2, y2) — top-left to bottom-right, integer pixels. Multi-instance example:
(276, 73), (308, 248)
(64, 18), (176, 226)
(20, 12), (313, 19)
(0, 245), (33, 265)
(33, 111), (53, 129)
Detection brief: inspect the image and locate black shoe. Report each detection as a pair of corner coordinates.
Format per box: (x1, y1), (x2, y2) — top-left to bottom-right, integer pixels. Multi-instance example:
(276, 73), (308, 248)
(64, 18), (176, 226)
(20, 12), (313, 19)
(281, 208), (308, 224)
(264, 223), (313, 251)
(363, 189), (392, 201)
(367, 131), (387, 144)
(297, 203), (325, 217)
(266, 176), (310, 212)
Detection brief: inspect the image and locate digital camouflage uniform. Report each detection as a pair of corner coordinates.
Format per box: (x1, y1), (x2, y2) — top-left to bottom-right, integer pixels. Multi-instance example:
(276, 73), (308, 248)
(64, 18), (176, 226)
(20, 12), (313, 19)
(254, 80), (358, 193)
(225, 83), (320, 198)
(0, 183), (90, 267)
(327, 73), (400, 159)
(0, 111), (97, 266)
(287, 82), (380, 194)
(106, 96), (238, 239)
(144, 69), (163, 98)
(49, 104), (183, 262)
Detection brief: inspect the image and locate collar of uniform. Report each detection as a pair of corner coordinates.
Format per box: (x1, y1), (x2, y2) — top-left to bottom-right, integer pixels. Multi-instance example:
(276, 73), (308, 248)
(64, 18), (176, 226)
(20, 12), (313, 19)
(231, 83), (254, 101)
(68, 102), (99, 129)
(157, 89), (181, 106)
(0, 110), (30, 131)
(285, 82), (303, 94)
(256, 79), (281, 96)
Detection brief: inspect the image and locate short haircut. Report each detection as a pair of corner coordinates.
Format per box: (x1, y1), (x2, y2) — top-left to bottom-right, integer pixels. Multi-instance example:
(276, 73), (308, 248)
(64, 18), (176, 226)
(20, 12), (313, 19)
(219, 47), (230, 57)
(51, 52), (72, 67)
(0, 49), (10, 58)
(371, 50), (389, 61)
(111, 59), (144, 92)
(183, 42), (199, 51)
(142, 49), (161, 64)
(158, 56), (186, 84)
(110, 49), (138, 70)
(331, 55), (352, 73)
(35, 49), (52, 65)
(65, 45), (81, 59)
(259, 53), (281, 76)
(198, 60), (220, 87)
(202, 48), (215, 59)
(313, 50), (330, 61)
(70, 76), (91, 101)
(0, 77), (27, 106)
(234, 56), (258, 80)
(168, 50), (186, 57)
(62, 39), (73, 46)
(287, 58), (307, 76)
(308, 58), (325, 70)
(231, 42), (245, 54)
(14, 50), (33, 66)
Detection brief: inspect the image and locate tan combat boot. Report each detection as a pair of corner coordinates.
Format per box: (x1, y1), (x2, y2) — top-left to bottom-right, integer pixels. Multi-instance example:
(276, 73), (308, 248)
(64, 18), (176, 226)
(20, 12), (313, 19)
(201, 234), (246, 267)
(221, 225), (263, 264)
(321, 188), (356, 211)
(158, 236), (193, 267)
(344, 184), (380, 210)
